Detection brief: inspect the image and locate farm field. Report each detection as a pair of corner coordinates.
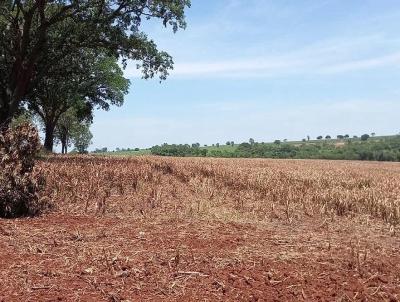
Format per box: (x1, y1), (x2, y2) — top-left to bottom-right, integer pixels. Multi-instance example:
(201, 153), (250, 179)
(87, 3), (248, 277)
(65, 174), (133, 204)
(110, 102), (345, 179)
(1, 156), (400, 301)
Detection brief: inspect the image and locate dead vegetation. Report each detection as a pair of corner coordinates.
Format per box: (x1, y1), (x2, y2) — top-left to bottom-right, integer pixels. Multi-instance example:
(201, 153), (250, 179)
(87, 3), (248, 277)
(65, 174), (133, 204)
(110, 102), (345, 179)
(40, 156), (400, 227)
(0, 124), (46, 218)
(1, 156), (399, 301)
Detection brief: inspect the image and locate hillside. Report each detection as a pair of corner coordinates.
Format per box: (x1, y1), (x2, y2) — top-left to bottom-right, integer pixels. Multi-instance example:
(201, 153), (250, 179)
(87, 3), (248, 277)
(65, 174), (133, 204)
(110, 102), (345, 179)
(149, 135), (400, 162)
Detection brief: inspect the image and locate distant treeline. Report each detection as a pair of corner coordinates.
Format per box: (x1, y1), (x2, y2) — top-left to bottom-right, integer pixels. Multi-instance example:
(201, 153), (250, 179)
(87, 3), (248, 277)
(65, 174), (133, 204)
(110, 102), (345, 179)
(151, 144), (208, 157)
(151, 136), (400, 162)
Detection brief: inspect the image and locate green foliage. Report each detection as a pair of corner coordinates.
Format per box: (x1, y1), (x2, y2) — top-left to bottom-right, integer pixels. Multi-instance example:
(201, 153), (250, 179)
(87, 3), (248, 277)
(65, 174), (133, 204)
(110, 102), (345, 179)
(0, 0), (190, 124)
(54, 106), (94, 154)
(71, 122), (93, 154)
(10, 113), (34, 129)
(151, 144), (207, 157)
(361, 134), (370, 141)
(150, 136), (400, 162)
(28, 54), (130, 152)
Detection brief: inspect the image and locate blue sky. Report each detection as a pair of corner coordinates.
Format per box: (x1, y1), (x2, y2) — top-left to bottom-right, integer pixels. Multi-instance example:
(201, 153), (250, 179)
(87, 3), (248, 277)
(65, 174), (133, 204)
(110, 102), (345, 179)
(91, 0), (400, 150)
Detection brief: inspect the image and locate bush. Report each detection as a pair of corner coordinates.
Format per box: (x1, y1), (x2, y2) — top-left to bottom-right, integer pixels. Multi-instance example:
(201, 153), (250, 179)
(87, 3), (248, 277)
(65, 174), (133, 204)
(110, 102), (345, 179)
(361, 134), (370, 141)
(0, 124), (46, 218)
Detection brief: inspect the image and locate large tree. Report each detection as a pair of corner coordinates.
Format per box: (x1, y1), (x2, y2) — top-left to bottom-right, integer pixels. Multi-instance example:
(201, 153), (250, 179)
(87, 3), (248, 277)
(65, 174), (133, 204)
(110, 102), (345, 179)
(0, 0), (190, 126)
(27, 53), (129, 151)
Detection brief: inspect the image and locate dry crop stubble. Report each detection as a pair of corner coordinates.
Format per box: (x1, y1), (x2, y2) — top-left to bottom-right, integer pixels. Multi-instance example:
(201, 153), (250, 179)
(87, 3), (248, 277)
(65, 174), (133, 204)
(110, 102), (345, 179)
(39, 156), (400, 228)
(1, 155), (399, 301)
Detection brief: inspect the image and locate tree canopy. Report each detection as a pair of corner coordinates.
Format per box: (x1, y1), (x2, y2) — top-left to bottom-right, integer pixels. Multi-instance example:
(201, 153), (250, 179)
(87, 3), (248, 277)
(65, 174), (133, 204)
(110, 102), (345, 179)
(28, 53), (130, 151)
(0, 0), (191, 125)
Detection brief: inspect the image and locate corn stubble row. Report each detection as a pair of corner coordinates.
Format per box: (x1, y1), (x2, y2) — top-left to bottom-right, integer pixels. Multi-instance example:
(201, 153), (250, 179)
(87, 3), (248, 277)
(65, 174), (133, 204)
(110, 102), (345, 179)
(38, 156), (400, 226)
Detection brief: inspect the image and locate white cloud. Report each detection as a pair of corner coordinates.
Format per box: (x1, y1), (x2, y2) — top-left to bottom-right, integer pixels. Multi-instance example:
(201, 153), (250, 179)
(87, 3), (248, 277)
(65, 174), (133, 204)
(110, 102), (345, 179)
(162, 52), (400, 78)
(122, 34), (400, 79)
(322, 52), (400, 74)
(120, 0), (400, 80)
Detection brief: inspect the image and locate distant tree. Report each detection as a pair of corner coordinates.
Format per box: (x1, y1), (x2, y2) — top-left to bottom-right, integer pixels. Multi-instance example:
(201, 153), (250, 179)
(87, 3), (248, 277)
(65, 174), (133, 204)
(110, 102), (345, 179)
(325, 135), (331, 139)
(101, 147), (108, 153)
(307, 135), (310, 141)
(249, 138), (255, 145)
(361, 134), (370, 141)
(337, 135), (344, 140)
(344, 134), (350, 139)
(134, 148), (140, 151)
(353, 135), (358, 139)
(371, 132), (376, 137)
(283, 139), (288, 143)
(274, 140), (281, 144)
(226, 141), (231, 146)
(72, 122), (93, 154)
(317, 136), (323, 140)
(116, 148), (120, 152)
(231, 141), (234, 146)
(204, 144), (208, 147)
(54, 106), (91, 154)
(216, 143), (220, 148)
(302, 138), (307, 142)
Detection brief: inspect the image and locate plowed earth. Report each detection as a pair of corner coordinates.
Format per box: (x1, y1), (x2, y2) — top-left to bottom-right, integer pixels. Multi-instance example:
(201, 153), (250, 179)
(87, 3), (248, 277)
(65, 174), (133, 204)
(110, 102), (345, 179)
(0, 156), (399, 301)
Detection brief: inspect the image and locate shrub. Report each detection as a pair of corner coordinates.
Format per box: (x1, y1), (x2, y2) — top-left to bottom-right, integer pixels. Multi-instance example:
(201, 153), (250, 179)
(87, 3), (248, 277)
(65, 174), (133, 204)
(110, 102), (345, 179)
(0, 123), (46, 218)
(361, 134), (370, 141)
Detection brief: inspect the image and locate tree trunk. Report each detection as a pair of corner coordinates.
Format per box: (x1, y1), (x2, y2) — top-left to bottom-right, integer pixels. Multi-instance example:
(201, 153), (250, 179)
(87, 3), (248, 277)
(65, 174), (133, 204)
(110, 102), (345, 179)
(44, 123), (55, 152)
(0, 90), (13, 127)
(0, 110), (10, 129)
(0, 80), (28, 127)
(60, 131), (68, 154)
(61, 141), (67, 154)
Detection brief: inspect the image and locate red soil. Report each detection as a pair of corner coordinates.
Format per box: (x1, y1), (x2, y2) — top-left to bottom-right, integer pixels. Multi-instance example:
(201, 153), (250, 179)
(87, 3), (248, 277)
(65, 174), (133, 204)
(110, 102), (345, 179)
(1, 157), (399, 301)
(1, 214), (399, 301)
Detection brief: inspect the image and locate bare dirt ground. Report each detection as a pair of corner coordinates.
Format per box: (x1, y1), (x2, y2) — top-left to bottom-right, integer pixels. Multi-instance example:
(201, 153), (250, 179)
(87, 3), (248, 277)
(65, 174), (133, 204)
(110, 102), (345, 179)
(0, 156), (399, 301)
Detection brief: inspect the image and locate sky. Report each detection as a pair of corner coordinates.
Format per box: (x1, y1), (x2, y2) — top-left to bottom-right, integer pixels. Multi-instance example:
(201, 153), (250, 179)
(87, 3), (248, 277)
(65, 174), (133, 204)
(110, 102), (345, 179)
(91, 0), (400, 150)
